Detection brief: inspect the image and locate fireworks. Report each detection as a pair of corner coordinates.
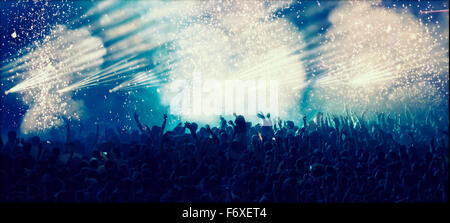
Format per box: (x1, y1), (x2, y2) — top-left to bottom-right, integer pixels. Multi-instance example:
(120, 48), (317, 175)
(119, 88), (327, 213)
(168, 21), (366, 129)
(2, 25), (105, 133)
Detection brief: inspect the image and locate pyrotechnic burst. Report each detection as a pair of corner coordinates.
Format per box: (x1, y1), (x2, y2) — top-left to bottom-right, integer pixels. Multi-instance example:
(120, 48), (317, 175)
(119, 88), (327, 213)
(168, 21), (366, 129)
(2, 25), (106, 133)
(155, 0), (306, 122)
(309, 1), (449, 113)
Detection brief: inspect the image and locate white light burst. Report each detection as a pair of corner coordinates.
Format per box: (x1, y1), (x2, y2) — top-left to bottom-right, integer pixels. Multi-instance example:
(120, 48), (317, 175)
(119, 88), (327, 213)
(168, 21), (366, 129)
(3, 25), (106, 133)
(311, 1), (448, 112)
(156, 0), (307, 122)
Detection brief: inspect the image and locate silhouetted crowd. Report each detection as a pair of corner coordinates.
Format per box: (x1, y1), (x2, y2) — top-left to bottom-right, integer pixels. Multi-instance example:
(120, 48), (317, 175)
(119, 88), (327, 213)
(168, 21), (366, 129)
(0, 110), (448, 202)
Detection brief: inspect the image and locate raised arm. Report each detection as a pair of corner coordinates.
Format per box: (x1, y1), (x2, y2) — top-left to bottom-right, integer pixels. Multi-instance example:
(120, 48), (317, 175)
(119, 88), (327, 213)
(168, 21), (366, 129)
(303, 115), (307, 129)
(220, 116), (227, 130)
(316, 112), (324, 127)
(228, 120), (235, 128)
(354, 110), (366, 128)
(206, 125), (219, 142)
(185, 122), (199, 145)
(257, 112), (266, 120)
(133, 111), (145, 134)
(161, 114), (168, 138)
(266, 113), (273, 128)
(257, 112), (270, 128)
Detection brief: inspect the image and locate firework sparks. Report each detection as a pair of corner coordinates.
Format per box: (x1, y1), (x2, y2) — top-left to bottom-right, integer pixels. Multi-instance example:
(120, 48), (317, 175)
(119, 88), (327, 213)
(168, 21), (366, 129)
(153, 0), (306, 121)
(3, 25), (106, 133)
(308, 1), (448, 113)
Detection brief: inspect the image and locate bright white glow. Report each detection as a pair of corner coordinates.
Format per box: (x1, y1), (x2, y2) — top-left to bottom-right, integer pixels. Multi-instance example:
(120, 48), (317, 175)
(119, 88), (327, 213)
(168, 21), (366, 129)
(154, 0), (306, 123)
(311, 1), (448, 112)
(81, 0), (306, 124)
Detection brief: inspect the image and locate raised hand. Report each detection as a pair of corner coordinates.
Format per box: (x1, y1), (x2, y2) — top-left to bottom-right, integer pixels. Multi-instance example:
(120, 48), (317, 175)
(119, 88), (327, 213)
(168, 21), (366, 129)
(133, 111), (144, 133)
(185, 122), (197, 133)
(302, 115), (307, 128)
(206, 124), (215, 137)
(316, 112), (323, 121)
(184, 122), (199, 144)
(189, 122), (198, 132)
(257, 112), (265, 119)
(161, 113), (168, 137)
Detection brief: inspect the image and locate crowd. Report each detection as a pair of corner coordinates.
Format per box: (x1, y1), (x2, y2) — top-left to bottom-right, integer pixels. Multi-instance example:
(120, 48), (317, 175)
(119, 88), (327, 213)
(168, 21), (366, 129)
(0, 109), (448, 202)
